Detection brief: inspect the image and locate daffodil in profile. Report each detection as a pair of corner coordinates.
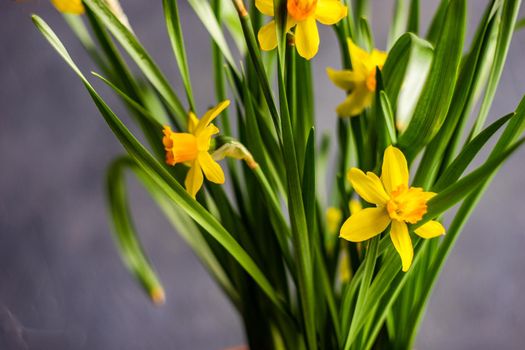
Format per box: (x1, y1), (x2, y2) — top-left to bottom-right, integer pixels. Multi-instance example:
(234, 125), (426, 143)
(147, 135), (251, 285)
(51, 0), (84, 14)
(339, 146), (445, 271)
(162, 101), (229, 198)
(327, 39), (387, 117)
(256, 0), (347, 60)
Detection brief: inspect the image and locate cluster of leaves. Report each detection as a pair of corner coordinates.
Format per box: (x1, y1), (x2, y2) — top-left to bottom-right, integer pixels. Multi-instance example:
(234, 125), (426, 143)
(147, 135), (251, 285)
(33, 0), (524, 349)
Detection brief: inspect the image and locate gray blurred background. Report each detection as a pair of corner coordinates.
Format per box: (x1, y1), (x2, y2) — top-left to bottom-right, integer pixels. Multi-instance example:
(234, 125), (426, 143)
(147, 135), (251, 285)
(1, 1), (525, 349)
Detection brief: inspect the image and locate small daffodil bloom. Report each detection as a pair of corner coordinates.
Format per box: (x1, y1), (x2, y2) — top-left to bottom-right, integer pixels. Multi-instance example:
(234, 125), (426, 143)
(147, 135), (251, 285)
(256, 0), (347, 60)
(51, 0), (84, 14)
(327, 39), (387, 117)
(163, 101), (230, 198)
(339, 146), (445, 272)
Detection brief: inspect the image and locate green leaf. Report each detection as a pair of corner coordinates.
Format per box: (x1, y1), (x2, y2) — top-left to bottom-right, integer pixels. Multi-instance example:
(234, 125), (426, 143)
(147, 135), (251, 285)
(343, 236), (380, 350)
(302, 128), (316, 235)
(433, 112), (514, 192)
(220, 0), (247, 54)
(407, 0), (420, 34)
(398, 0), (466, 159)
(358, 17), (374, 51)
(516, 16), (525, 31)
(93, 72), (164, 129)
(471, 0), (522, 137)
(425, 0), (448, 44)
(63, 14), (109, 72)
(382, 33), (433, 131)
(418, 137), (525, 227)
(82, 0), (187, 127)
(412, 0), (501, 188)
(388, 0), (407, 48)
(187, 0), (238, 70)
(32, 15), (288, 315)
(375, 72), (397, 151)
(163, 0), (196, 111)
(106, 157), (165, 304)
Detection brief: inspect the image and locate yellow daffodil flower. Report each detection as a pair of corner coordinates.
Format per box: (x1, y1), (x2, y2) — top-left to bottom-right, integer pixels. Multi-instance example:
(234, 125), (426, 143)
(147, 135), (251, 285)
(51, 0), (84, 14)
(327, 39), (387, 117)
(339, 146), (445, 272)
(256, 0), (347, 60)
(162, 101), (230, 198)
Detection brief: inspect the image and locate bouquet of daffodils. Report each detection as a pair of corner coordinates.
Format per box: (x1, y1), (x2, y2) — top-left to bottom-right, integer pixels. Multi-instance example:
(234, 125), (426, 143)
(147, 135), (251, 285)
(33, 0), (524, 348)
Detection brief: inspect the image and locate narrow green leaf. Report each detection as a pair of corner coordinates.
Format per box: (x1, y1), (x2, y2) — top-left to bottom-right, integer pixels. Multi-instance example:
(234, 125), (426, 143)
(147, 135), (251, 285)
(343, 236), (380, 350)
(106, 157), (165, 304)
(93, 72), (164, 129)
(398, 0), (466, 159)
(425, 0), (448, 44)
(407, 0), (419, 34)
(187, 0), (238, 70)
(471, 0), (521, 137)
(382, 33), (433, 130)
(163, 0), (196, 111)
(412, 0), (501, 188)
(82, 0), (187, 127)
(433, 112), (514, 192)
(302, 128), (316, 234)
(418, 137), (525, 226)
(388, 0), (407, 48)
(516, 16), (525, 31)
(358, 17), (374, 51)
(63, 14), (109, 71)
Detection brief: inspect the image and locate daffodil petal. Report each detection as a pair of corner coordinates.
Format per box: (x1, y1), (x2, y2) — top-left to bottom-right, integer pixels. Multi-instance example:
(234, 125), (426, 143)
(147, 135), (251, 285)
(255, 0), (274, 16)
(315, 0), (347, 25)
(347, 168), (390, 205)
(326, 67), (358, 91)
(295, 18), (319, 60)
(258, 21), (278, 51)
(340, 207), (390, 242)
(195, 100), (230, 134)
(390, 220), (413, 272)
(381, 145), (409, 194)
(415, 220), (445, 239)
(185, 160), (204, 198)
(336, 87), (372, 116)
(347, 38), (370, 66)
(188, 111), (199, 133)
(51, 0), (84, 14)
(197, 124), (220, 151)
(199, 152), (225, 184)
(370, 49), (388, 69)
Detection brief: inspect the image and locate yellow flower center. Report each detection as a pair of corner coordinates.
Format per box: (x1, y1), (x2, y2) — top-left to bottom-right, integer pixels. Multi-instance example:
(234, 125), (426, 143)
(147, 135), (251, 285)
(163, 127), (199, 166)
(287, 0), (317, 21)
(386, 185), (428, 224)
(365, 69), (377, 92)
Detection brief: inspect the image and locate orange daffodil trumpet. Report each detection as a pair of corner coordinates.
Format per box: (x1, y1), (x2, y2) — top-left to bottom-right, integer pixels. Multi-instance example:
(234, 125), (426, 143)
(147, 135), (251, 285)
(51, 0), (84, 14)
(163, 101), (230, 198)
(339, 146), (445, 272)
(256, 0), (347, 60)
(327, 39), (387, 117)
